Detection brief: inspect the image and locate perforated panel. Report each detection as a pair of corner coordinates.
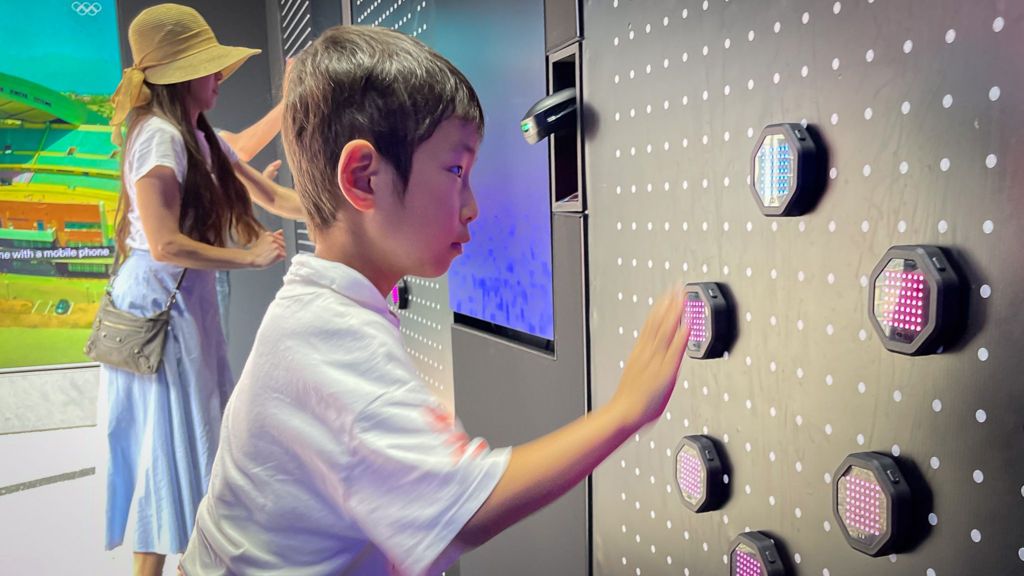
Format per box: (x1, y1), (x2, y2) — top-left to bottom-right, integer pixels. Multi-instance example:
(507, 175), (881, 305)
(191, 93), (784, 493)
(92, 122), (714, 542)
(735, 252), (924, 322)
(585, 1), (1024, 575)
(354, 1), (454, 406)
(392, 275), (455, 407)
(278, 0), (315, 254)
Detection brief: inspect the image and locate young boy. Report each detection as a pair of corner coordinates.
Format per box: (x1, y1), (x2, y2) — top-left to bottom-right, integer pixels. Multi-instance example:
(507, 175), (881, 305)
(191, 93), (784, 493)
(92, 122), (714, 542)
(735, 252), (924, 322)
(180, 26), (689, 576)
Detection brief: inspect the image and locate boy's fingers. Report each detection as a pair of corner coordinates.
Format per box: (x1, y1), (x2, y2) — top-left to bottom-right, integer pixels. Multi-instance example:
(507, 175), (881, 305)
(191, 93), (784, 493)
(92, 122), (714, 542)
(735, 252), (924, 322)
(662, 323), (690, 382)
(637, 292), (668, 346)
(653, 286), (685, 350)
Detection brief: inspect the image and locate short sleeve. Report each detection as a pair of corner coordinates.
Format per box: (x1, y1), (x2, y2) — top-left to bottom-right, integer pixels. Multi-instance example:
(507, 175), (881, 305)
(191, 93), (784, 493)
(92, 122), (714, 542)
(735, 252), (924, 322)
(215, 132), (240, 164)
(341, 385), (510, 576)
(127, 118), (187, 184)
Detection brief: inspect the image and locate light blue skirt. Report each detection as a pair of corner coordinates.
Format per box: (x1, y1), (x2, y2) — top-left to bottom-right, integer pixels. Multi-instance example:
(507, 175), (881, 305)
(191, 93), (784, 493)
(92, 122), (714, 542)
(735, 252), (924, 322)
(101, 250), (233, 554)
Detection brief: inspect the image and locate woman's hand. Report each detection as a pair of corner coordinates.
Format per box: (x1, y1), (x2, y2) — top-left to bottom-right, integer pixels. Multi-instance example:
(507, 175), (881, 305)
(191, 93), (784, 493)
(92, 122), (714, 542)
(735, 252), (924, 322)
(262, 159), (283, 181)
(248, 229), (287, 268)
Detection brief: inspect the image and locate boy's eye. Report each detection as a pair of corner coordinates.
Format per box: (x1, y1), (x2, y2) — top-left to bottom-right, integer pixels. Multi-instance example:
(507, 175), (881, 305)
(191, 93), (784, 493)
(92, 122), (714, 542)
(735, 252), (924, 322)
(448, 166), (464, 177)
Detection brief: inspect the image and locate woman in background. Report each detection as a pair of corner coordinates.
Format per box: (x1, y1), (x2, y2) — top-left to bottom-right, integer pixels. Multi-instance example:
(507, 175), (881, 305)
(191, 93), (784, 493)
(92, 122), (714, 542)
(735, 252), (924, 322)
(102, 4), (304, 575)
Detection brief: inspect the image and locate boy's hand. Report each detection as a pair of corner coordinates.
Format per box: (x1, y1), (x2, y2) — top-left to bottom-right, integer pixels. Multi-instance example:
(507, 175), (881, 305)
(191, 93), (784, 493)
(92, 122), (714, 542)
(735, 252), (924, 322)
(611, 286), (690, 431)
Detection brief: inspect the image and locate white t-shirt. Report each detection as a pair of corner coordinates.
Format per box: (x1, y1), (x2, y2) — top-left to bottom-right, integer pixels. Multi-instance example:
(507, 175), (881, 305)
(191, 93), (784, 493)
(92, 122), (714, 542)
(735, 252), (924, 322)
(123, 115), (239, 251)
(180, 254), (510, 576)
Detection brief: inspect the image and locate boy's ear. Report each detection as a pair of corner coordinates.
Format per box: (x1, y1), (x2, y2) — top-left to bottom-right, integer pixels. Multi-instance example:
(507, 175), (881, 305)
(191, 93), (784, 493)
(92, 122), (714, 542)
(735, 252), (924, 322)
(336, 139), (380, 213)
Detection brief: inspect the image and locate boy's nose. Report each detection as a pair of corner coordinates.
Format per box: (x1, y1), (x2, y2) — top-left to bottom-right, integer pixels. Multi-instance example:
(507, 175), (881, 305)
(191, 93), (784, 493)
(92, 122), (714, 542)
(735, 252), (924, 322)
(462, 185), (479, 224)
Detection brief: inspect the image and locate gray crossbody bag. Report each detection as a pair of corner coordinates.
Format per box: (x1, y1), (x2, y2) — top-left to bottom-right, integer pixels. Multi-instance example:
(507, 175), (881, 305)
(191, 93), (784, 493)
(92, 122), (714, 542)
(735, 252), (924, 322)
(84, 253), (187, 375)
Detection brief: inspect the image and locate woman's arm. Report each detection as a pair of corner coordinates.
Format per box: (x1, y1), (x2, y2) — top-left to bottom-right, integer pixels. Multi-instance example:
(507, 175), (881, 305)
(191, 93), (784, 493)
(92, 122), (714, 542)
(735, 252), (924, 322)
(217, 101), (284, 162)
(233, 160), (306, 220)
(135, 166), (287, 269)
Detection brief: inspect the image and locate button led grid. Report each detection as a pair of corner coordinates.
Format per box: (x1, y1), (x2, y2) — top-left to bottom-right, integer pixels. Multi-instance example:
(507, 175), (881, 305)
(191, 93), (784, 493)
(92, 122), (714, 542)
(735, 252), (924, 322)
(754, 133), (793, 208)
(673, 435), (728, 512)
(390, 279), (409, 310)
(837, 466), (888, 542)
(833, 452), (914, 556)
(868, 245), (963, 355)
(676, 443), (704, 505)
(729, 532), (786, 576)
(873, 259), (928, 343)
(682, 282), (731, 359)
(733, 544), (765, 576)
(684, 295), (708, 345)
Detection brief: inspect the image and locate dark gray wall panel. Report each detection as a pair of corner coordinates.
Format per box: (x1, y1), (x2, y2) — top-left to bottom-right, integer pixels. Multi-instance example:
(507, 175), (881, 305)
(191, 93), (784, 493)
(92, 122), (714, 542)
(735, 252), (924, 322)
(455, 213), (589, 576)
(584, 1), (1023, 575)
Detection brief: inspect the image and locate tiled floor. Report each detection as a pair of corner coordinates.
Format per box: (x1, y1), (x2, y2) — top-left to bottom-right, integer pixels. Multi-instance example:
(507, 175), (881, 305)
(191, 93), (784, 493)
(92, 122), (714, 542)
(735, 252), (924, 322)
(0, 427), (179, 575)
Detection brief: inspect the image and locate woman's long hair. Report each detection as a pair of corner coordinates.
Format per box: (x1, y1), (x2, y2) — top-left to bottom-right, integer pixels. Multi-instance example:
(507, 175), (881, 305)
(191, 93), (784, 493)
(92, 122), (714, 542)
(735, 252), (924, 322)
(114, 80), (263, 257)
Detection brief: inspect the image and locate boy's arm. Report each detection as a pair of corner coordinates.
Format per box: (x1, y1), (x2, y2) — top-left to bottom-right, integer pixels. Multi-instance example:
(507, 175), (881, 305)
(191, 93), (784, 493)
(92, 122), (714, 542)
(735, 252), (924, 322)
(453, 288), (689, 548)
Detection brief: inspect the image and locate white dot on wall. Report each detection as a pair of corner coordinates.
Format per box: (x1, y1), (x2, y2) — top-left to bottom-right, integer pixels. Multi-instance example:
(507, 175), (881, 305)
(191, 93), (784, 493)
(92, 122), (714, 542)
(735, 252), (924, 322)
(824, 472), (833, 484)
(993, 17), (1005, 32)
(978, 347), (989, 361)
(830, 113), (839, 125)
(938, 220), (949, 234)
(989, 86), (1001, 101)
(859, 329), (868, 341)
(833, 1), (841, 14)
(980, 284), (992, 298)
(796, 461), (803, 472)
(933, 399), (943, 412)
(940, 158), (951, 171)
(942, 94), (953, 108)
(801, 65), (809, 78)
(773, 72), (781, 84)
(945, 28), (957, 43)
(929, 513), (939, 526)
(856, 434), (865, 445)
(974, 469), (985, 483)
(774, 21), (781, 33)
(832, 57), (841, 71)
(971, 529), (982, 543)
(986, 154), (998, 169)
(864, 107), (874, 120)
(825, 424), (833, 435)
(930, 456), (940, 469)
(824, 520), (832, 532)
(861, 220), (871, 232)
(902, 101), (912, 114)
(865, 49), (875, 62)
(863, 164), (872, 177)
(903, 40), (913, 53)
(899, 161), (910, 175)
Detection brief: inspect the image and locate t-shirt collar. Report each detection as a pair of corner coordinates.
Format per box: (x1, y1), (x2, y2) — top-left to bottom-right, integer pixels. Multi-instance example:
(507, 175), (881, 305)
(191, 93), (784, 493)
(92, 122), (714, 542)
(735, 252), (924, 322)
(287, 253), (399, 327)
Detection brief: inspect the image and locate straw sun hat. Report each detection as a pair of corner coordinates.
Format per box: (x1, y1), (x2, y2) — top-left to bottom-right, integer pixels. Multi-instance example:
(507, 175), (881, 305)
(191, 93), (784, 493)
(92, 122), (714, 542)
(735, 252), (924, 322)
(110, 3), (260, 144)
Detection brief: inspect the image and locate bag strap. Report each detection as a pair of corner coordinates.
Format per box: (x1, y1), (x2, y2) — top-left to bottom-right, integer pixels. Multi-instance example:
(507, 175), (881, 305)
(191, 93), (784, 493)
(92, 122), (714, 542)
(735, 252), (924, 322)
(106, 249), (188, 312)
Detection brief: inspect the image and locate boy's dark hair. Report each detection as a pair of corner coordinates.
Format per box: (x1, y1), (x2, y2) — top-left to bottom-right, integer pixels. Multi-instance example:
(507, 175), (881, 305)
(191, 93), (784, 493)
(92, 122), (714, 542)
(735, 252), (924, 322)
(283, 25), (484, 231)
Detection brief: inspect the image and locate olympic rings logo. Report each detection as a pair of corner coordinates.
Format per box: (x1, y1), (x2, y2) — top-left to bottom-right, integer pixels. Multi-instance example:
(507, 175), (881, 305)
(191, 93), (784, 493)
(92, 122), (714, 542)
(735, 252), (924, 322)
(71, 1), (103, 16)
